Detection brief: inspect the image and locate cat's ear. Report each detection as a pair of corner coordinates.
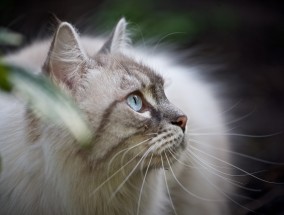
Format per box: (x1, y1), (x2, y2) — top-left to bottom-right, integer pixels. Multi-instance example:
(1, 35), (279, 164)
(99, 18), (130, 54)
(43, 22), (87, 88)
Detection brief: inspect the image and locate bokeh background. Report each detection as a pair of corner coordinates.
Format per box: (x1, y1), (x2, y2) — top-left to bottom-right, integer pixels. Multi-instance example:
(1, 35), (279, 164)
(1, 0), (284, 214)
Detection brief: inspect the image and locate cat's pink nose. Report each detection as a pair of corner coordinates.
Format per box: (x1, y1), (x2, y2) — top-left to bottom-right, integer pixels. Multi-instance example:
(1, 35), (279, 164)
(172, 115), (187, 131)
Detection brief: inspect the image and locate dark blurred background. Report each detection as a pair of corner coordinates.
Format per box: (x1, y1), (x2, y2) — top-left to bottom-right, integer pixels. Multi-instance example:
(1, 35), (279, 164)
(0, 0), (283, 214)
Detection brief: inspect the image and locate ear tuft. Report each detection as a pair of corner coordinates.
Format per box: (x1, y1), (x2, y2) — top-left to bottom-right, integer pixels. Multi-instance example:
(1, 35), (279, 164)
(44, 22), (87, 88)
(51, 22), (86, 62)
(99, 18), (131, 54)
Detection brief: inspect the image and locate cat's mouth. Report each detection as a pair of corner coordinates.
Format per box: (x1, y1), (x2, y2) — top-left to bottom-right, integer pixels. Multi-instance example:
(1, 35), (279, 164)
(140, 133), (186, 168)
(147, 128), (185, 152)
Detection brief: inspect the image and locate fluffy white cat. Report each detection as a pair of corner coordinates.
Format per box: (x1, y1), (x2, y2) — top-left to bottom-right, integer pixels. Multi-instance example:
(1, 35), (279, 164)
(0, 18), (231, 214)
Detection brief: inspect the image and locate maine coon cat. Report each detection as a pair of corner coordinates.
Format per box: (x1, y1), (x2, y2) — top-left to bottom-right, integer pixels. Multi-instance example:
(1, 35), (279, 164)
(0, 18), (231, 214)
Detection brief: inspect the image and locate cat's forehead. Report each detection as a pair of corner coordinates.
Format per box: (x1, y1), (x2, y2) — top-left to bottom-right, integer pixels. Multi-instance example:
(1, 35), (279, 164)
(94, 54), (165, 89)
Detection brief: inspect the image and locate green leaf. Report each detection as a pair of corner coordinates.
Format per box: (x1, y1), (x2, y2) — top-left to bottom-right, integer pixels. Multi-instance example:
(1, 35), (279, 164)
(0, 63), (92, 147)
(0, 28), (23, 46)
(0, 64), (13, 91)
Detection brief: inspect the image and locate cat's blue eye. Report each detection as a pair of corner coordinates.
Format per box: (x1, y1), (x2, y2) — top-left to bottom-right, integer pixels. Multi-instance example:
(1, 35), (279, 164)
(127, 94), (143, 112)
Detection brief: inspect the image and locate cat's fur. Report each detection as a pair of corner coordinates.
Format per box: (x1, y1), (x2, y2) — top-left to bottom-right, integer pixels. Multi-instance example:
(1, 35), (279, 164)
(0, 18), (231, 214)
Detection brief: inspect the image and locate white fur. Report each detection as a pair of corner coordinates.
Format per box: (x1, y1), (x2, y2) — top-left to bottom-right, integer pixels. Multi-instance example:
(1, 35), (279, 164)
(0, 20), (231, 215)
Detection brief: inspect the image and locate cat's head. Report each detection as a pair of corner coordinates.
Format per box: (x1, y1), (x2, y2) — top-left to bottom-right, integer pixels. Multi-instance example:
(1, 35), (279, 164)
(43, 18), (188, 171)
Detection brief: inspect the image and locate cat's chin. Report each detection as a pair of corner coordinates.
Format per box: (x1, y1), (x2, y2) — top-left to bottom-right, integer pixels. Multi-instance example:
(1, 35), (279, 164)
(140, 152), (182, 170)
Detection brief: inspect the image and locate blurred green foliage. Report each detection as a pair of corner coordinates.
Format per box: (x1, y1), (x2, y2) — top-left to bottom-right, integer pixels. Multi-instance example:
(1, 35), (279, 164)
(0, 64), (12, 91)
(0, 28), (23, 46)
(95, 0), (239, 45)
(0, 64), (93, 147)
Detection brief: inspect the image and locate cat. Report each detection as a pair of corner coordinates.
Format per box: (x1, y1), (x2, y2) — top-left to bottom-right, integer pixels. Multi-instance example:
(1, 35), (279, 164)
(0, 18), (231, 214)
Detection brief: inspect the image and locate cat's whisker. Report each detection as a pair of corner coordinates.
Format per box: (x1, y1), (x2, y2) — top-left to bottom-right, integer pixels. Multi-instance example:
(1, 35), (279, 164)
(168, 145), (259, 179)
(118, 138), (155, 180)
(189, 138), (282, 179)
(161, 152), (178, 215)
(163, 151), (222, 202)
(91, 147), (147, 196)
(186, 143), (230, 170)
(109, 145), (155, 201)
(117, 143), (151, 191)
(189, 132), (282, 138)
(189, 144), (284, 184)
(139, 151), (152, 173)
(136, 154), (153, 215)
(228, 190), (263, 201)
(107, 137), (154, 177)
(184, 149), (237, 182)
(184, 149), (256, 212)
(152, 32), (186, 54)
(132, 23), (147, 49)
(190, 137), (284, 166)
(188, 139), (245, 173)
(186, 145), (262, 177)
(186, 150), (262, 192)
(217, 99), (243, 115)
(167, 148), (196, 169)
(120, 138), (154, 169)
(109, 147), (154, 201)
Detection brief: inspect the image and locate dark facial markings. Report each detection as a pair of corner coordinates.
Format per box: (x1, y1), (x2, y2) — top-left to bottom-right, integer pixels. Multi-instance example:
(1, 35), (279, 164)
(92, 100), (119, 143)
(115, 55), (164, 89)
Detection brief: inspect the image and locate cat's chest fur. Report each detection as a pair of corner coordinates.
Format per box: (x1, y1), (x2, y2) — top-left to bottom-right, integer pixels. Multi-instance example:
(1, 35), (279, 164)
(0, 19), (230, 215)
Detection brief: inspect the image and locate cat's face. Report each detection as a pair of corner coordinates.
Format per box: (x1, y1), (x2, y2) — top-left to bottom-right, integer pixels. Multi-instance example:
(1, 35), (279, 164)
(44, 19), (187, 171)
(80, 54), (187, 170)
